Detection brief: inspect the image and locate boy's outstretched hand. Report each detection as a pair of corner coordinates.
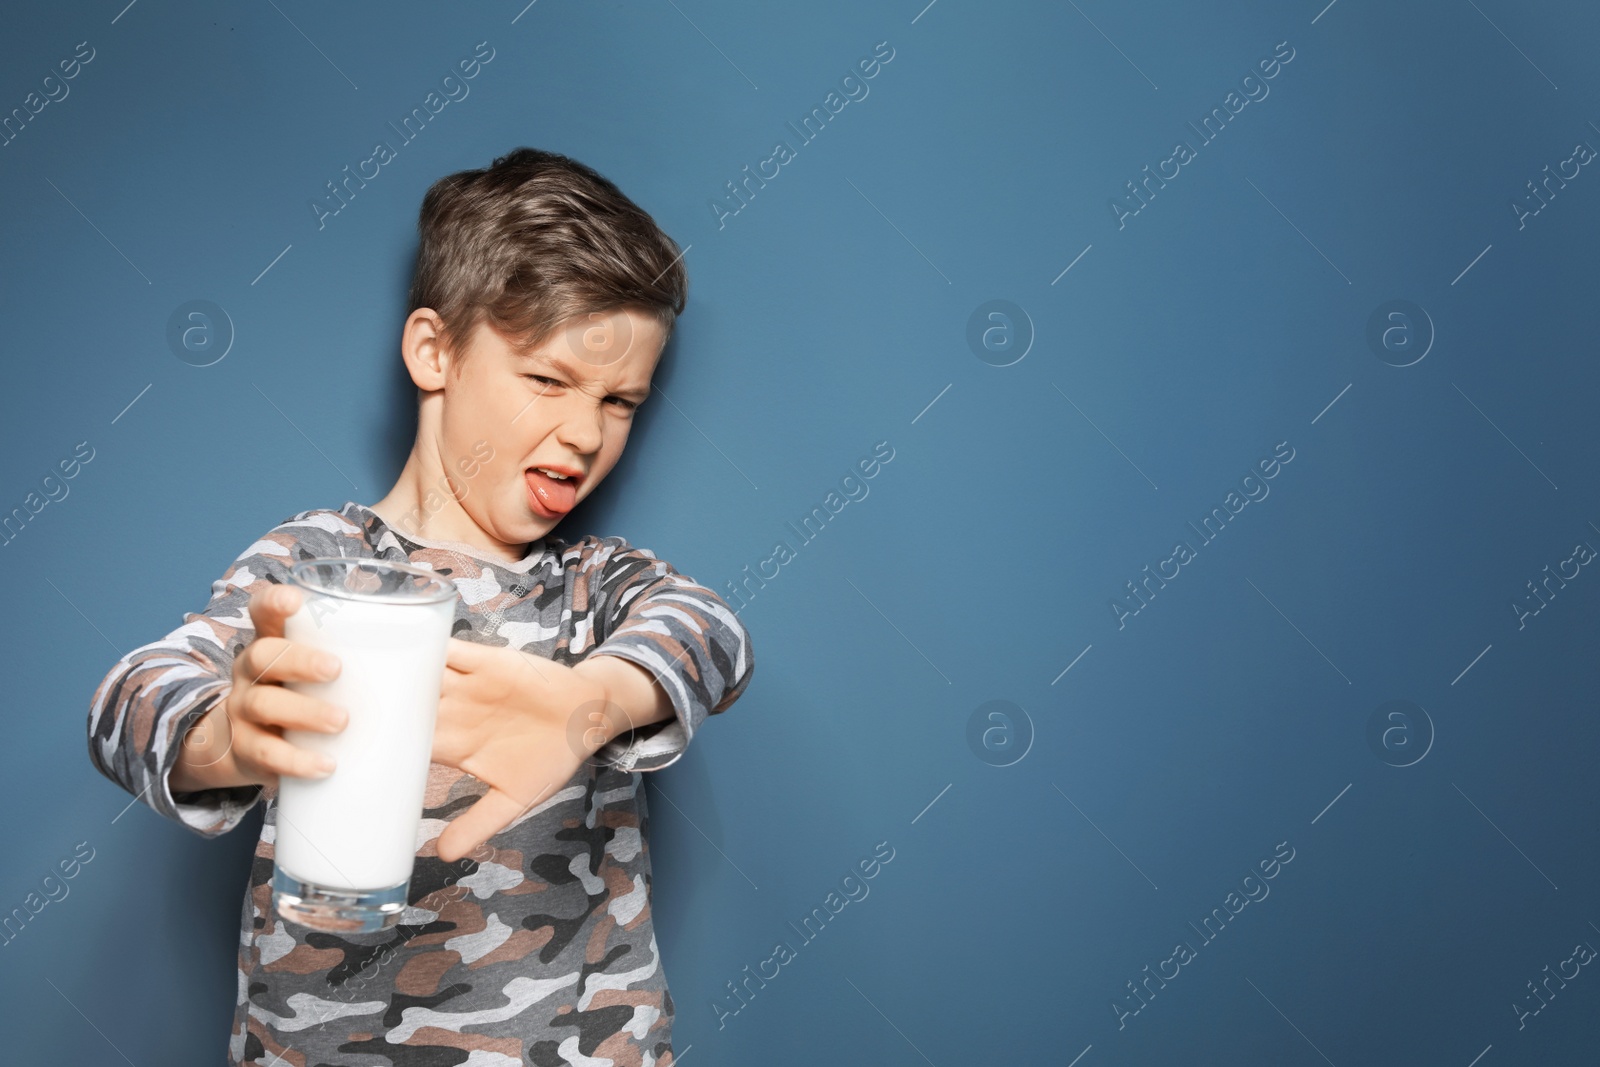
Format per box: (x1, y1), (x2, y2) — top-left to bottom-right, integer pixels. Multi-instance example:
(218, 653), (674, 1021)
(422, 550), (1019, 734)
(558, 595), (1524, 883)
(431, 639), (661, 864)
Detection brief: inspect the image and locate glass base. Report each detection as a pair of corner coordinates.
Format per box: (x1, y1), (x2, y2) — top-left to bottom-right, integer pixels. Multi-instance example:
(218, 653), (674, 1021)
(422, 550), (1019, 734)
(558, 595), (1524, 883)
(272, 866), (409, 933)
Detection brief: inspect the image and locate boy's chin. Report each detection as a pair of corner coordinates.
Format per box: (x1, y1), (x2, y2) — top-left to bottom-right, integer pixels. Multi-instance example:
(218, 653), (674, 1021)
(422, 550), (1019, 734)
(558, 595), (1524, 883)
(460, 503), (549, 548)
(510, 509), (562, 542)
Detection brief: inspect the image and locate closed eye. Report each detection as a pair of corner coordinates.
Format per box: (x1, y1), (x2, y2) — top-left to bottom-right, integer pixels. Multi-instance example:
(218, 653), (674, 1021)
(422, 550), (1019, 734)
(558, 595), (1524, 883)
(523, 374), (637, 410)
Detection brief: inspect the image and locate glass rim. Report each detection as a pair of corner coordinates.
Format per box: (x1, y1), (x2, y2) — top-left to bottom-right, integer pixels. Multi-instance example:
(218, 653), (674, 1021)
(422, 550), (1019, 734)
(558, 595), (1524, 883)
(286, 557), (458, 606)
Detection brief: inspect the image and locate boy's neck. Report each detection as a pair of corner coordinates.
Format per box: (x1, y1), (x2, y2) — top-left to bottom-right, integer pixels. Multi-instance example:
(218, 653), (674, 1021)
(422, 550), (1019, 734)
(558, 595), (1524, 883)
(369, 449), (530, 565)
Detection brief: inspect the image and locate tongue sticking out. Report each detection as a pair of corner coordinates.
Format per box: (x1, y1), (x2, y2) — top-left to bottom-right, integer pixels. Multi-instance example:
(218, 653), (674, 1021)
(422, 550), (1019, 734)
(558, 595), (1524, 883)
(526, 469), (578, 514)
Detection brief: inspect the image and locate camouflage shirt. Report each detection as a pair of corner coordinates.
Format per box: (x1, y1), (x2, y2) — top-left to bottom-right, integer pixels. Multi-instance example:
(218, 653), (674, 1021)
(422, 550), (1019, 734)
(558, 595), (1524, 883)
(85, 501), (755, 1065)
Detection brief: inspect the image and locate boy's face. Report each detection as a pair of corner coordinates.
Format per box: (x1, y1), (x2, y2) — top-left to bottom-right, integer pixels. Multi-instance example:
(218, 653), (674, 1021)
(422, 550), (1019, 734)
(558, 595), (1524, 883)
(424, 306), (665, 550)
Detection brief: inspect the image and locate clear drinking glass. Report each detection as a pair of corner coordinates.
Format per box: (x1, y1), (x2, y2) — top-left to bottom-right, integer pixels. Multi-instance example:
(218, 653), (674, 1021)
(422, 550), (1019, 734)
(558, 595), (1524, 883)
(270, 557), (459, 933)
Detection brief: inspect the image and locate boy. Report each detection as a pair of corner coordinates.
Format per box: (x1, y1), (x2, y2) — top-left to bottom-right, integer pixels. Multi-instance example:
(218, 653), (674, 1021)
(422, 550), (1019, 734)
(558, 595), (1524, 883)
(85, 147), (754, 1065)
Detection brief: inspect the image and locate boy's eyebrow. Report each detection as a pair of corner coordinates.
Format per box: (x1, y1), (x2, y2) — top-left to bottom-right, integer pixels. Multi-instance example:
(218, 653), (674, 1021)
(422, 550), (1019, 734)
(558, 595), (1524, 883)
(520, 350), (652, 401)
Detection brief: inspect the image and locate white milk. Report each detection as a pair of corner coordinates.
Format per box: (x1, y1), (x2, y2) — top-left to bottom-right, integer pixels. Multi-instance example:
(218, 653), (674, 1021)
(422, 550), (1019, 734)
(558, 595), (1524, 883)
(277, 594), (455, 891)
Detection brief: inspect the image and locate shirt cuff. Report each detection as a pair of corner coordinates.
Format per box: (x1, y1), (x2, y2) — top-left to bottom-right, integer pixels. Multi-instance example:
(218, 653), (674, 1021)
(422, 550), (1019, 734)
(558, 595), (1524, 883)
(159, 679), (264, 837)
(583, 646), (699, 773)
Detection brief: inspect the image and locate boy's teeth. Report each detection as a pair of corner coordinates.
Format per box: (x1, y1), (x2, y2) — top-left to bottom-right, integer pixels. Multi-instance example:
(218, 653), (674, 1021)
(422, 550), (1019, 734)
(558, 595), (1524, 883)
(537, 468), (569, 480)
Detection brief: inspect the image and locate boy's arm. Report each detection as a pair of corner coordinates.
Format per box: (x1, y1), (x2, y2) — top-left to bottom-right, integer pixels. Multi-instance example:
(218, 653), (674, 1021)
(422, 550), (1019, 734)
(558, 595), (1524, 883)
(84, 511), (351, 837)
(576, 536), (756, 772)
(573, 654), (675, 740)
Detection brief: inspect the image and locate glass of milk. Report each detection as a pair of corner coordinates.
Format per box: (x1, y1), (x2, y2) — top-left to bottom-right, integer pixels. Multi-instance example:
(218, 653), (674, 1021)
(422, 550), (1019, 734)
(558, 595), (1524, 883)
(271, 557), (459, 933)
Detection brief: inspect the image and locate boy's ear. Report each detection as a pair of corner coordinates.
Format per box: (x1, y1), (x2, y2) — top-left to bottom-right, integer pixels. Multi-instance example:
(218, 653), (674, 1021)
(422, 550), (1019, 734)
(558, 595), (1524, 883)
(401, 308), (455, 391)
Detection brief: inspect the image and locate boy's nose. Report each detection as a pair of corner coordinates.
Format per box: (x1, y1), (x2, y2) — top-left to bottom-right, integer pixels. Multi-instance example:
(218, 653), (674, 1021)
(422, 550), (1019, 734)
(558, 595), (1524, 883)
(553, 398), (605, 454)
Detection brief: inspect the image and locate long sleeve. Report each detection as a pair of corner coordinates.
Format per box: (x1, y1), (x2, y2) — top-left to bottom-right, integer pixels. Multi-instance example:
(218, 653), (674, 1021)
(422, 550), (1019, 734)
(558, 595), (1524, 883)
(582, 536), (755, 772)
(84, 510), (358, 837)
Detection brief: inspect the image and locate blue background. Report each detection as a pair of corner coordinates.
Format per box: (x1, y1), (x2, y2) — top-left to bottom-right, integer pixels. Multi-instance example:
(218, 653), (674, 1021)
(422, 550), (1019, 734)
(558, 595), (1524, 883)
(3, 0), (1598, 1062)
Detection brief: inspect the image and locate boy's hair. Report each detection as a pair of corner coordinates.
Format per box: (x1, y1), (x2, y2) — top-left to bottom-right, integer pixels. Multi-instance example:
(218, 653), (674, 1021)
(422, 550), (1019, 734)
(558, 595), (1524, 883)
(407, 146), (688, 364)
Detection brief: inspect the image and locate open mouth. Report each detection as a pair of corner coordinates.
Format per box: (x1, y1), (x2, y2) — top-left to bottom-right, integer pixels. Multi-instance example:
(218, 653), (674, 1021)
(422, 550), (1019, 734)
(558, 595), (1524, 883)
(525, 467), (580, 516)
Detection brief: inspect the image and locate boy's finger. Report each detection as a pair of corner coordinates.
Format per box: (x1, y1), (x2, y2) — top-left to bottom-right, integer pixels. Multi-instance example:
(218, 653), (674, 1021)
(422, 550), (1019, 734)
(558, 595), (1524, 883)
(241, 730), (335, 782)
(445, 637), (489, 671)
(239, 637), (341, 686)
(235, 683), (347, 733)
(435, 785), (546, 864)
(248, 584), (303, 640)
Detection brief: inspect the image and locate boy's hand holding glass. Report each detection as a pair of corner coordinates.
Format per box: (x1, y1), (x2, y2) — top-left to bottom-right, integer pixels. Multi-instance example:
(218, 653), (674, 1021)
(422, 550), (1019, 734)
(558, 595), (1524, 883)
(174, 583), (675, 903)
(171, 585), (347, 795)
